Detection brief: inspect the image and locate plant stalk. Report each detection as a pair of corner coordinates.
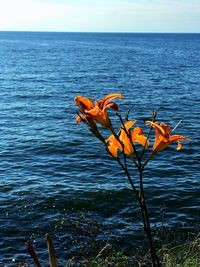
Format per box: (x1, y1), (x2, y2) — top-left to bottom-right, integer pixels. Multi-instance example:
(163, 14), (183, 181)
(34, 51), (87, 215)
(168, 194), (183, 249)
(138, 168), (161, 267)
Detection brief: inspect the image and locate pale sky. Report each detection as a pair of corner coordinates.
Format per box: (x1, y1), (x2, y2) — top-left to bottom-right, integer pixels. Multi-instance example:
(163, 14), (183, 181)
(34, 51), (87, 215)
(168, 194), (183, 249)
(0, 0), (199, 32)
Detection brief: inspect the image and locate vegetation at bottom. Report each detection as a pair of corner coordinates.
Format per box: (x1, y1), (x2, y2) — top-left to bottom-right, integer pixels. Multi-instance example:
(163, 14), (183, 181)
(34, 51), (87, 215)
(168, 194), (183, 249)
(22, 214), (199, 267)
(66, 236), (200, 267)
(19, 231), (200, 266)
(62, 233), (200, 267)
(159, 234), (200, 267)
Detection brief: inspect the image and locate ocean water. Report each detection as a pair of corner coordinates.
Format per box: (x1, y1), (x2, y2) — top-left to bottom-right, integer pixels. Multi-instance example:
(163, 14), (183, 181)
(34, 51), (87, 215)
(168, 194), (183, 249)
(0, 31), (199, 265)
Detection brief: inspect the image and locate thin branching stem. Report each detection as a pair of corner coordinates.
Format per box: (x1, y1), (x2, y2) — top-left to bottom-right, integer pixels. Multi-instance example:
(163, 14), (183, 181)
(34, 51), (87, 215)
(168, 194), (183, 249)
(142, 152), (153, 170)
(102, 139), (140, 202)
(92, 115), (161, 266)
(116, 158), (140, 202)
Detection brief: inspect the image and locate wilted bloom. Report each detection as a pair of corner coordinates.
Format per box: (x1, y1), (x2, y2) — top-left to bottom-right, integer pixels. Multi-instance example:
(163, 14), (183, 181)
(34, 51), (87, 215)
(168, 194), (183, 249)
(106, 121), (149, 157)
(74, 93), (124, 128)
(146, 121), (191, 153)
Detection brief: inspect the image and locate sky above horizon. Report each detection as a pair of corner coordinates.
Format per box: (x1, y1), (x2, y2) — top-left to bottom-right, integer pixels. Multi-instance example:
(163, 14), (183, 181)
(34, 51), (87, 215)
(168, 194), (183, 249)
(0, 0), (199, 33)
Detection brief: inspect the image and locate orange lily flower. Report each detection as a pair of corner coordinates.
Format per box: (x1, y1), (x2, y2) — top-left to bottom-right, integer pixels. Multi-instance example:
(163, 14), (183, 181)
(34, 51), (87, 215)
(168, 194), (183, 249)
(74, 93), (124, 128)
(106, 121), (149, 157)
(74, 96), (95, 113)
(146, 121), (191, 153)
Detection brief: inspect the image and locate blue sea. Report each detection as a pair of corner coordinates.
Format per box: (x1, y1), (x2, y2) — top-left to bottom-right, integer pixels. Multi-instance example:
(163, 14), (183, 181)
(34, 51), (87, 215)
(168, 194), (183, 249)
(0, 31), (199, 265)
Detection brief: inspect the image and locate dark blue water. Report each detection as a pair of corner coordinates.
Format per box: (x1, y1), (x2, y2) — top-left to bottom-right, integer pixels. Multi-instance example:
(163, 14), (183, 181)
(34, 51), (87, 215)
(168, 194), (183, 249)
(0, 32), (199, 265)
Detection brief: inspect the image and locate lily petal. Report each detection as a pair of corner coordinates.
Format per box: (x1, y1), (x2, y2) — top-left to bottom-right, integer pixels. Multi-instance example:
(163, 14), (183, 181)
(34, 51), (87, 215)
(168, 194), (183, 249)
(74, 93), (124, 128)
(169, 135), (191, 143)
(146, 121), (166, 135)
(106, 135), (121, 157)
(86, 107), (100, 117)
(146, 121), (191, 153)
(103, 102), (119, 111)
(74, 96), (94, 111)
(176, 141), (182, 151)
(132, 127), (149, 148)
(119, 121), (137, 156)
(106, 121), (148, 157)
(75, 114), (84, 124)
(102, 93), (124, 107)
(120, 121), (136, 140)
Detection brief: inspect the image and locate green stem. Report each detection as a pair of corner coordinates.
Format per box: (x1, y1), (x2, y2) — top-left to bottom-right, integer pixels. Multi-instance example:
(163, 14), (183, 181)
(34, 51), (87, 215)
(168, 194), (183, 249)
(138, 168), (161, 267)
(103, 117), (160, 266)
(117, 157), (140, 202)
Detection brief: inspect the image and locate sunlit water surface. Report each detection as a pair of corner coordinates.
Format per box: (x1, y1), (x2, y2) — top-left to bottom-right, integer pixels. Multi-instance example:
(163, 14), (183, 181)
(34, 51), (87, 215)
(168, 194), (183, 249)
(0, 32), (199, 265)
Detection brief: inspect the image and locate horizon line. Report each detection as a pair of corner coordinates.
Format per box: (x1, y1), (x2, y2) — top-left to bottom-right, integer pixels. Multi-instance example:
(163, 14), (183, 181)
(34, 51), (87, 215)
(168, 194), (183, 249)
(0, 30), (200, 34)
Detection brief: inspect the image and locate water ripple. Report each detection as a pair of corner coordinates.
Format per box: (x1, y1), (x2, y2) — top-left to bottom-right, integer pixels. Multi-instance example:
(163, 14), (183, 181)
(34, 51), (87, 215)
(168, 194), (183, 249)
(0, 32), (200, 264)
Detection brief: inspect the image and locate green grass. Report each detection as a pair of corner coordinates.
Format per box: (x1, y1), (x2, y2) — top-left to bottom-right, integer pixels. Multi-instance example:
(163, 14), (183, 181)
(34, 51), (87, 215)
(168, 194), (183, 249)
(160, 234), (200, 267)
(21, 213), (200, 267)
(64, 233), (200, 267)
(19, 233), (200, 266)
